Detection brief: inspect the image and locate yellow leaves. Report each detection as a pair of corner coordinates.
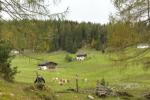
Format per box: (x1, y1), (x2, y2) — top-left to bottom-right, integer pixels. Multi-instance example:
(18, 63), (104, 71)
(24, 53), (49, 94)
(1, 31), (14, 41)
(107, 23), (139, 48)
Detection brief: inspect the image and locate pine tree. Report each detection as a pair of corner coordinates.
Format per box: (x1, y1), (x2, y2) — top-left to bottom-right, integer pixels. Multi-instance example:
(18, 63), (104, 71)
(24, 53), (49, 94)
(0, 40), (17, 81)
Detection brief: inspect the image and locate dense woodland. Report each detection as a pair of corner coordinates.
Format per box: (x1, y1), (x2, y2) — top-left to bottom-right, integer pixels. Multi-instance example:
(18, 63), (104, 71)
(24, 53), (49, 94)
(0, 20), (149, 53)
(0, 20), (106, 53)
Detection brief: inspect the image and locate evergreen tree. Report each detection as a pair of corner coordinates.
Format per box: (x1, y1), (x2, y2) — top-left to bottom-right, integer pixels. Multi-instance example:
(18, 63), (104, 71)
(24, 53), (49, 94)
(0, 40), (17, 81)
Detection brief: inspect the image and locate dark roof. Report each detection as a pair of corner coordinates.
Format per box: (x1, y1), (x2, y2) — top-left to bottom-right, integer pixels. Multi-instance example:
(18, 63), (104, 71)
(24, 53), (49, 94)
(38, 61), (58, 66)
(76, 53), (87, 57)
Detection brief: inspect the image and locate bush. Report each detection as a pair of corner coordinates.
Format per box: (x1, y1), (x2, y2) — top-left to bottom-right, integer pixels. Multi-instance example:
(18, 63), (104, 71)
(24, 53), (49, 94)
(0, 40), (18, 81)
(100, 78), (106, 86)
(65, 54), (73, 62)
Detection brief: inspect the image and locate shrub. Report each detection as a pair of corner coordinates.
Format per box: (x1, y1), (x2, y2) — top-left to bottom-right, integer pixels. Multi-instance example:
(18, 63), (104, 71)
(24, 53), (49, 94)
(100, 78), (106, 86)
(65, 54), (73, 62)
(0, 40), (18, 81)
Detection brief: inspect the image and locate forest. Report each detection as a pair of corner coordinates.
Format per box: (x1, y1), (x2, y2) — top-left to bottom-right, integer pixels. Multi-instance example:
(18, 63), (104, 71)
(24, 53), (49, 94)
(0, 19), (149, 53)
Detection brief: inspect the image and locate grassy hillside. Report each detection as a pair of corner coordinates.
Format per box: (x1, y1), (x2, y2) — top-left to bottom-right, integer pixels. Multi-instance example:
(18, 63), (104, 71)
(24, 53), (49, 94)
(0, 79), (55, 100)
(9, 48), (150, 100)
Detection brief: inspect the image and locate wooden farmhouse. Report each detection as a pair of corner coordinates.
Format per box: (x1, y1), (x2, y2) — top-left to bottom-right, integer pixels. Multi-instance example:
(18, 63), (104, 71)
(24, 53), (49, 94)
(76, 53), (87, 61)
(38, 61), (58, 70)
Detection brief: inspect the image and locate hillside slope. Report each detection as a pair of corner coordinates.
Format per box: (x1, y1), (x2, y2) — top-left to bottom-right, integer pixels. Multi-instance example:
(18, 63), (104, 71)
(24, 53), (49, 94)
(0, 79), (55, 100)
(10, 48), (150, 100)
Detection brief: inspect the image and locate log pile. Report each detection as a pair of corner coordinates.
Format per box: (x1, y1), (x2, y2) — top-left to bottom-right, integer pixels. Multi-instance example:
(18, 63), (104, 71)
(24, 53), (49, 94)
(95, 81), (111, 97)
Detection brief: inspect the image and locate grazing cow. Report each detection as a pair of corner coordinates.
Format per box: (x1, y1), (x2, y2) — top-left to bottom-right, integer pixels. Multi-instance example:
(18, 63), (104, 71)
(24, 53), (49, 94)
(52, 77), (70, 85)
(57, 78), (70, 85)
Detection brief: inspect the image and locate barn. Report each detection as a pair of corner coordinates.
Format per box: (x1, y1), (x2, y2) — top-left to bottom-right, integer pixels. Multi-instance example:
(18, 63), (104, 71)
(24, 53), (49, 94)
(38, 61), (58, 70)
(76, 53), (87, 61)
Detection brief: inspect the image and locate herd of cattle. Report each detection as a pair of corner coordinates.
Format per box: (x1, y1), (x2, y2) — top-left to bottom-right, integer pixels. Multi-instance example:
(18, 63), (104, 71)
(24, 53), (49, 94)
(52, 77), (88, 86)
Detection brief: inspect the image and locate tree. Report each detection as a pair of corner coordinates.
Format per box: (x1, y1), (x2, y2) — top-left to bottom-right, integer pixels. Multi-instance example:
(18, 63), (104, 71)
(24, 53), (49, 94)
(0, 0), (68, 20)
(0, 0), (68, 82)
(107, 22), (140, 49)
(111, 0), (150, 24)
(0, 40), (17, 81)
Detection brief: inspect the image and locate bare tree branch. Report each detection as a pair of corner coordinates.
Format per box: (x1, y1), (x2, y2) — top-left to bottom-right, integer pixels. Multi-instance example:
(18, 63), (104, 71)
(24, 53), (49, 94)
(0, 0), (68, 20)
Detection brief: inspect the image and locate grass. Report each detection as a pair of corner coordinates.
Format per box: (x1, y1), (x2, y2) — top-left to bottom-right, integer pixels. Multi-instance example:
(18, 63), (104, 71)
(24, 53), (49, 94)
(0, 79), (55, 100)
(2, 48), (150, 100)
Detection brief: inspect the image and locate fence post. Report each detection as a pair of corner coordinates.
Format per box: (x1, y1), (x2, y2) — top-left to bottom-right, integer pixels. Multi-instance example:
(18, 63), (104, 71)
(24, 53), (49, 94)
(75, 74), (79, 92)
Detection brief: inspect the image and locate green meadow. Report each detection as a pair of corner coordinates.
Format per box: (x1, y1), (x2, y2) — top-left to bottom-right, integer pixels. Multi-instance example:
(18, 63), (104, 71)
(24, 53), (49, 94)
(8, 48), (150, 100)
(1, 0), (150, 100)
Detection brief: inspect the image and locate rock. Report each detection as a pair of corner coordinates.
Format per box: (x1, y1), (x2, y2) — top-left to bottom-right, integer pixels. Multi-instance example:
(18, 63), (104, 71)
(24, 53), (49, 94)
(84, 78), (88, 82)
(88, 95), (94, 100)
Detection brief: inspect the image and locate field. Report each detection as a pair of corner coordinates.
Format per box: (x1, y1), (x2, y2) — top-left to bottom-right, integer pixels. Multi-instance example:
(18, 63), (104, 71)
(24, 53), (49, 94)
(7, 48), (150, 99)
